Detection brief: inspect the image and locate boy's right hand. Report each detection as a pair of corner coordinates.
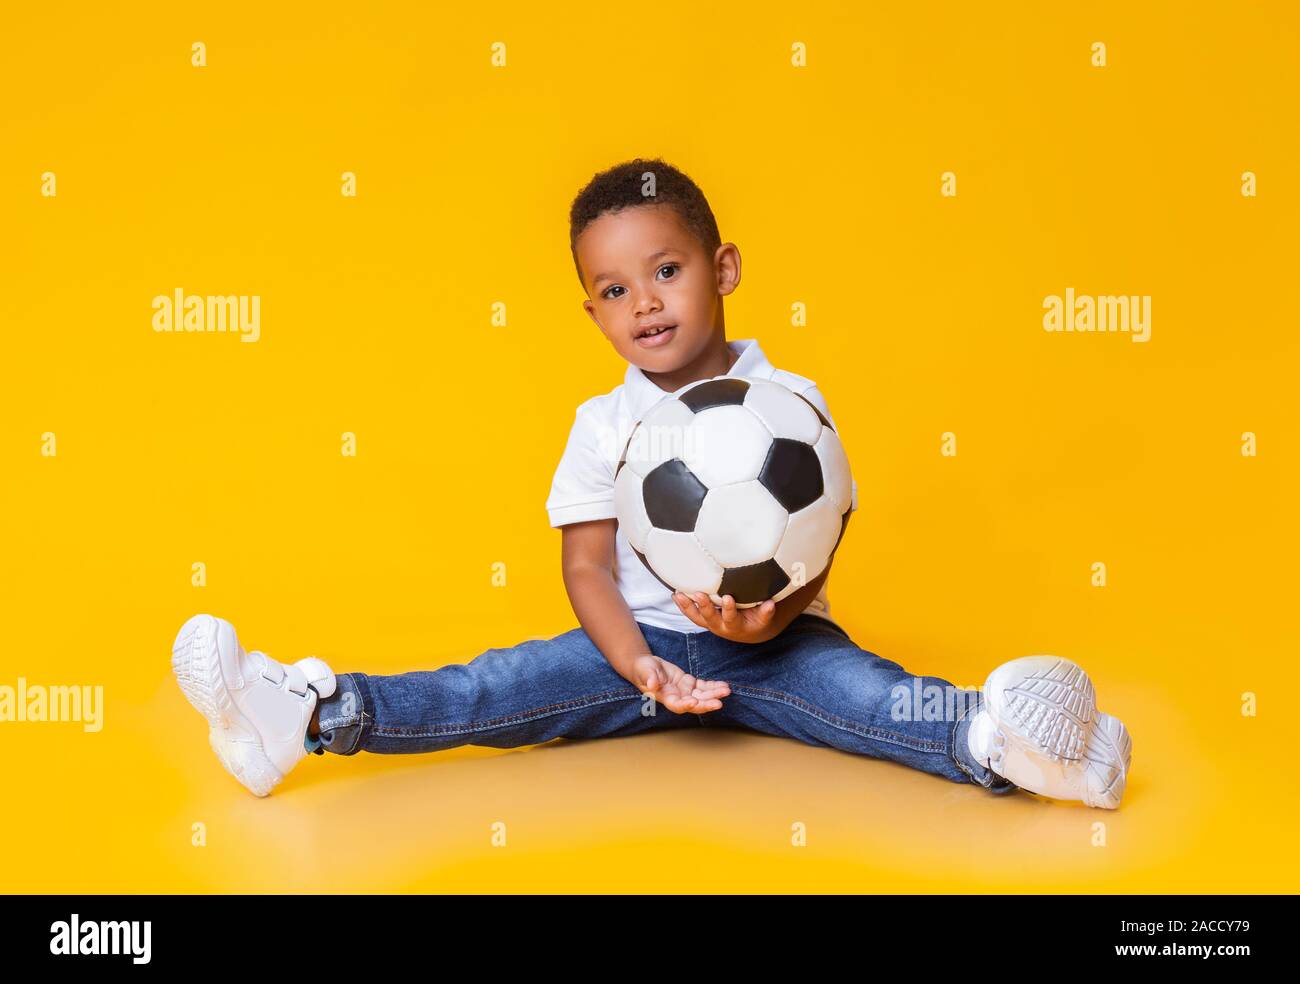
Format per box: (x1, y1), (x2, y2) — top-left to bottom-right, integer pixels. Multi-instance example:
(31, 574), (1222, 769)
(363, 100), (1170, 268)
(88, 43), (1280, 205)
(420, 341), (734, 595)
(630, 654), (730, 715)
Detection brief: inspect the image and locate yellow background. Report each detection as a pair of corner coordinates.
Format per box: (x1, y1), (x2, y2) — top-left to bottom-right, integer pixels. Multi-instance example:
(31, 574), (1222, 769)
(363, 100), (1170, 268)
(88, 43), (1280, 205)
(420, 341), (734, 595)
(1, 1), (1296, 892)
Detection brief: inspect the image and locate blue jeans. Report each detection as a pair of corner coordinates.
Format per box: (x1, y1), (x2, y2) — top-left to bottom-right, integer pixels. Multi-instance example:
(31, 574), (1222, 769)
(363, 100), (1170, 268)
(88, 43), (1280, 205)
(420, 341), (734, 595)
(313, 613), (1017, 794)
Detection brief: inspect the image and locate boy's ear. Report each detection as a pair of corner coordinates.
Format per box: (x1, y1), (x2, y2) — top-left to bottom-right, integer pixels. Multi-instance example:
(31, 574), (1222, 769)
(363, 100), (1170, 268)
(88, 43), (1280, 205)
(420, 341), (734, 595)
(714, 242), (741, 296)
(582, 299), (609, 339)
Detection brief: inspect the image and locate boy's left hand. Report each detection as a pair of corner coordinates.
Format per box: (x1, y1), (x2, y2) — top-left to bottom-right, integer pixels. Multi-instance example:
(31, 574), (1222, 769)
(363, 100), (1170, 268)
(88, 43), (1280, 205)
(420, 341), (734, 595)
(673, 591), (777, 644)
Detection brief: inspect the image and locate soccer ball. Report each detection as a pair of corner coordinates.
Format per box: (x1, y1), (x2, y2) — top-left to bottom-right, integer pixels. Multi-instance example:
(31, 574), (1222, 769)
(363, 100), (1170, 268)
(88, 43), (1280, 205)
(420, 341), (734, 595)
(613, 376), (853, 608)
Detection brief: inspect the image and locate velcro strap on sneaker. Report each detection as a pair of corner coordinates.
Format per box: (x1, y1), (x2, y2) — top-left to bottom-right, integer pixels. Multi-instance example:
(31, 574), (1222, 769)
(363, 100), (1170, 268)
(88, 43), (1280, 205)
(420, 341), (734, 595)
(283, 662), (311, 697)
(259, 656), (286, 686)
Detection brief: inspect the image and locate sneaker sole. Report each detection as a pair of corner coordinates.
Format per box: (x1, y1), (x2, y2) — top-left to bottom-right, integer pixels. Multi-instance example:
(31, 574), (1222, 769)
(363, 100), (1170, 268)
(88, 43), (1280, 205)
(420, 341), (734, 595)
(171, 614), (283, 797)
(987, 656), (1133, 809)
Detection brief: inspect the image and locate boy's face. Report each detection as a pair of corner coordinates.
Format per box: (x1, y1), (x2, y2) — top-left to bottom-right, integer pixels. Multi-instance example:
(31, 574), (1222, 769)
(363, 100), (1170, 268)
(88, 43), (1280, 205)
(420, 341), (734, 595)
(577, 204), (739, 374)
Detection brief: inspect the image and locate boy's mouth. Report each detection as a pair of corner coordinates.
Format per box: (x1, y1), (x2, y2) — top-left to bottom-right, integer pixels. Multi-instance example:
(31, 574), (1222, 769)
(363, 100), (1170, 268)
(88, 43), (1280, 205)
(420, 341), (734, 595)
(634, 323), (676, 348)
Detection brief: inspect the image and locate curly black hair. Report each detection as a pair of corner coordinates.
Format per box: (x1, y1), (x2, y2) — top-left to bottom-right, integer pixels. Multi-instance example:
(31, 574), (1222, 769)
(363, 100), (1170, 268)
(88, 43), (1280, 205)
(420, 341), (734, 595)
(568, 157), (722, 290)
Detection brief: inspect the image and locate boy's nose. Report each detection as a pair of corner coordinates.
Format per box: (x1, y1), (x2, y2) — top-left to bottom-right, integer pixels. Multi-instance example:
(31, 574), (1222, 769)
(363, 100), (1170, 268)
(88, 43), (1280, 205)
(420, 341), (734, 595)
(633, 296), (663, 319)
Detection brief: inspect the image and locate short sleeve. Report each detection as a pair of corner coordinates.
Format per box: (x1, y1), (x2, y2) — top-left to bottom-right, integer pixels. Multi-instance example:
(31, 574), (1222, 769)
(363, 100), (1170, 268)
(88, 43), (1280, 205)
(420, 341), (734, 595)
(799, 385), (858, 514)
(546, 403), (620, 528)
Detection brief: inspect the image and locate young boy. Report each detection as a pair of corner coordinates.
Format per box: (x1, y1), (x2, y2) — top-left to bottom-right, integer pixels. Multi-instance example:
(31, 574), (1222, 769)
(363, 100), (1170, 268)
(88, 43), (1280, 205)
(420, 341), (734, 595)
(171, 158), (1133, 807)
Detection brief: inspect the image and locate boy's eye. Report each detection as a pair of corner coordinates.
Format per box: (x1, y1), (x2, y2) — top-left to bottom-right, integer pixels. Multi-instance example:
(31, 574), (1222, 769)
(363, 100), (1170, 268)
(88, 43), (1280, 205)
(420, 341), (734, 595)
(600, 264), (680, 300)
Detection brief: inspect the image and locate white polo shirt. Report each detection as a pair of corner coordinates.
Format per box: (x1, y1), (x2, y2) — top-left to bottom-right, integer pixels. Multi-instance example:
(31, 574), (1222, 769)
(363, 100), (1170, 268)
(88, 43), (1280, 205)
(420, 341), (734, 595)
(546, 337), (857, 634)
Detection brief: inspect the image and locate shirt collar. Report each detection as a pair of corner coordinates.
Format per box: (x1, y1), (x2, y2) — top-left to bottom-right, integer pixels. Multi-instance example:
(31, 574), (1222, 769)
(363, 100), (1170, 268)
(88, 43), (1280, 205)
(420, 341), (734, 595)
(623, 337), (773, 416)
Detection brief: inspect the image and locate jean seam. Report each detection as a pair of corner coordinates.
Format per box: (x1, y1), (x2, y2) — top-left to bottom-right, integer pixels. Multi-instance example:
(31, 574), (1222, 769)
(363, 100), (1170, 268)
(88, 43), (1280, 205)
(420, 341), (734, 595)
(369, 689), (639, 739)
(318, 674), (366, 726)
(314, 672), (372, 755)
(686, 633), (707, 728)
(340, 672), (373, 755)
(951, 696), (991, 786)
(728, 684), (948, 753)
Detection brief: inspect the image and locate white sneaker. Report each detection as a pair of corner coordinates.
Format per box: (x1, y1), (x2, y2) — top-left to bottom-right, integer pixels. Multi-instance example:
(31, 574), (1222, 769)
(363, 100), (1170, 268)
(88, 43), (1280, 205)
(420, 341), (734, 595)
(171, 613), (337, 797)
(966, 655), (1133, 809)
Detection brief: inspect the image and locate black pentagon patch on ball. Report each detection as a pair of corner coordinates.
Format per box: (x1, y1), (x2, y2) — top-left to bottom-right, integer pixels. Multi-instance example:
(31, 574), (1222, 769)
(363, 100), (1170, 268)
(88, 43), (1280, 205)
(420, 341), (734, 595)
(632, 546), (677, 593)
(678, 377), (750, 413)
(793, 391), (833, 431)
(642, 459), (708, 532)
(718, 559), (791, 606)
(758, 438), (824, 513)
(615, 420), (642, 479)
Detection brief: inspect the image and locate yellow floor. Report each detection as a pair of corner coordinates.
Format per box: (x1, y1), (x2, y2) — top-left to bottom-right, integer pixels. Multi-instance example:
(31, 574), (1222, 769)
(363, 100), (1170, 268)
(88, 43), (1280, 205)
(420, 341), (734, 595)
(3, 645), (1289, 893)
